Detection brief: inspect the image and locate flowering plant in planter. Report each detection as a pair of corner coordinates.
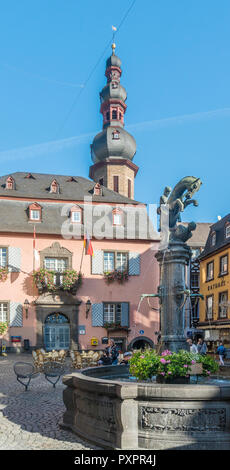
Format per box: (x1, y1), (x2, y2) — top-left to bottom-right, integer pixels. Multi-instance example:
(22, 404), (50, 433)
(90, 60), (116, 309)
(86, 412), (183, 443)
(0, 267), (8, 282)
(104, 270), (129, 285)
(129, 349), (219, 382)
(32, 268), (56, 292)
(62, 270), (83, 292)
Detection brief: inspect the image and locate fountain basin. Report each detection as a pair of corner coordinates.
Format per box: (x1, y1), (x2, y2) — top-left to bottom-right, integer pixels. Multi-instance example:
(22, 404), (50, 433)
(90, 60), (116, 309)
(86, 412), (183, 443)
(61, 365), (230, 450)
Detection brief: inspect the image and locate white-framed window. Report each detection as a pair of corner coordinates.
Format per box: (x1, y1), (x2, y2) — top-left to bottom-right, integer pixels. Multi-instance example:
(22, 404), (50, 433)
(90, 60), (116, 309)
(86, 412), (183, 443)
(44, 258), (68, 272)
(30, 210), (40, 220)
(206, 261), (214, 281)
(104, 252), (114, 272)
(0, 248), (7, 267)
(103, 251), (128, 272)
(0, 302), (8, 322)
(225, 224), (230, 239)
(219, 291), (228, 318)
(71, 211), (81, 223)
(220, 255), (228, 275)
(206, 295), (213, 320)
(104, 303), (122, 324)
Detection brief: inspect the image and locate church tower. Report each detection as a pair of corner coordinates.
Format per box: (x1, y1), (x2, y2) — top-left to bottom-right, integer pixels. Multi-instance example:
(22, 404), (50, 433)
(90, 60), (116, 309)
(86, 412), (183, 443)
(89, 44), (139, 199)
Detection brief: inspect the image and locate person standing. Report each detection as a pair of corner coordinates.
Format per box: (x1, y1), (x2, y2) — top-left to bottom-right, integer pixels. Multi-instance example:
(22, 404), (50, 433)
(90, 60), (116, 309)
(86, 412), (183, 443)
(197, 338), (207, 356)
(105, 339), (119, 365)
(187, 338), (198, 354)
(216, 341), (226, 366)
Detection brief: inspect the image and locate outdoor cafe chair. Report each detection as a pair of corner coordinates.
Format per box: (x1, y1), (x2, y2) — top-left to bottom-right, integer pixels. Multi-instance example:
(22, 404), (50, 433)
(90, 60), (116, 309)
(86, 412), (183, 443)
(43, 361), (66, 388)
(14, 362), (40, 391)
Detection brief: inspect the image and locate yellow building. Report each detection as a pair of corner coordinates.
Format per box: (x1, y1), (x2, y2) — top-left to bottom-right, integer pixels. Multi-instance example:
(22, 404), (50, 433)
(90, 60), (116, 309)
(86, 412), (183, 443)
(199, 214), (230, 350)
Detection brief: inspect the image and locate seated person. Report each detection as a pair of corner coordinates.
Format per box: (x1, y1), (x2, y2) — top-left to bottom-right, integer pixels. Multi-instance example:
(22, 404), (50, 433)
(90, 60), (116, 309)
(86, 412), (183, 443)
(98, 350), (112, 366)
(120, 351), (132, 365)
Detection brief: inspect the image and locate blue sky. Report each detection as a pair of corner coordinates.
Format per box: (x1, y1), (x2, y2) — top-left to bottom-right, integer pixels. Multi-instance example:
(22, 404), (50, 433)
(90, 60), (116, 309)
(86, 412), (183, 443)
(0, 0), (230, 223)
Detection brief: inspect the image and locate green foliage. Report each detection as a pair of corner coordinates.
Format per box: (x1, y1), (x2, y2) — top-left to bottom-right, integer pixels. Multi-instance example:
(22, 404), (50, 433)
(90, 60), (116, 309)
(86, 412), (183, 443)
(0, 322), (8, 336)
(32, 268), (83, 292)
(196, 353), (219, 376)
(129, 348), (219, 381)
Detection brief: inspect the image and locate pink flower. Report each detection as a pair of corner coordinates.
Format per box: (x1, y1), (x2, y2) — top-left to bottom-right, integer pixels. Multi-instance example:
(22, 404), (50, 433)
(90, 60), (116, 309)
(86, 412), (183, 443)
(140, 355), (145, 359)
(161, 350), (172, 356)
(160, 372), (165, 376)
(191, 360), (196, 365)
(166, 360), (171, 364)
(168, 371), (172, 375)
(183, 364), (188, 368)
(160, 358), (166, 364)
(207, 371), (210, 375)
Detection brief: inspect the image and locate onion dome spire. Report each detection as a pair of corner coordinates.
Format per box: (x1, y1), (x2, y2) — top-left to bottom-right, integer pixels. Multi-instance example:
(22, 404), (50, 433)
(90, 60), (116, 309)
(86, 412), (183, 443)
(90, 45), (136, 163)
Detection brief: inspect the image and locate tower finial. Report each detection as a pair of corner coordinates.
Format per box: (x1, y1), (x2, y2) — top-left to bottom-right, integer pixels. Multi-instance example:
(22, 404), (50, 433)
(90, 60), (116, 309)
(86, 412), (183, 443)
(111, 42), (116, 55)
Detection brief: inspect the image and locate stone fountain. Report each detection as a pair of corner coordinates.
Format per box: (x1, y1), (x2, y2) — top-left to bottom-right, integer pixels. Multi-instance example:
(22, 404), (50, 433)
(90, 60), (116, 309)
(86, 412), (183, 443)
(142, 176), (203, 352)
(61, 177), (230, 450)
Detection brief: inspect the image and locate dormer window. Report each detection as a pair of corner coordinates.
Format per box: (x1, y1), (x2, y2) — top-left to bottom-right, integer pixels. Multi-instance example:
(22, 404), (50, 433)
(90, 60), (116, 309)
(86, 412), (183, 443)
(225, 223), (230, 239)
(112, 208), (123, 226)
(211, 232), (216, 246)
(28, 203), (42, 222)
(70, 206), (82, 224)
(6, 176), (15, 190)
(50, 179), (59, 194)
(112, 130), (120, 140)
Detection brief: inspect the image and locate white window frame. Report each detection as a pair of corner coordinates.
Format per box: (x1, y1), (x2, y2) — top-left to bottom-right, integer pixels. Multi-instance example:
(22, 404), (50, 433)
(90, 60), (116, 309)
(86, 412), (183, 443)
(103, 251), (128, 273)
(44, 257), (68, 272)
(206, 296), (213, 320)
(0, 248), (7, 268)
(103, 303), (122, 324)
(0, 302), (8, 322)
(30, 209), (40, 221)
(71, 211), (81, 223)
(220, 255), (228, 275)
(226, 224), (230, 239)
(219, 292), (228, 318)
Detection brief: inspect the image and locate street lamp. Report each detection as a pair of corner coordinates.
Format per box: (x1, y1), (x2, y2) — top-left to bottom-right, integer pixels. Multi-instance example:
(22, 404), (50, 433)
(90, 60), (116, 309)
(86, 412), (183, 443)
(85, 299), (91, 319)
(24, 299), (29, 319)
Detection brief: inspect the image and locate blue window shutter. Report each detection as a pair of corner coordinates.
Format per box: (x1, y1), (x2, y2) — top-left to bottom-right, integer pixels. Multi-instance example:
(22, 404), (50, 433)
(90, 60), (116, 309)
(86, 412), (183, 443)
(91, 250), (104, 275)
(9, 302), (23, 327)
(91, 303), (104, 326)
(8, 247), (21, 273)
(128, 252), (140, 275)
(121, 302), (129, 327)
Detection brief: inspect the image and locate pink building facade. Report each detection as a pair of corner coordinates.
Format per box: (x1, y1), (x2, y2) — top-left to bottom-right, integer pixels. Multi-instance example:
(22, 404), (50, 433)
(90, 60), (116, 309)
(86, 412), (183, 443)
(0, 46), (160, 353)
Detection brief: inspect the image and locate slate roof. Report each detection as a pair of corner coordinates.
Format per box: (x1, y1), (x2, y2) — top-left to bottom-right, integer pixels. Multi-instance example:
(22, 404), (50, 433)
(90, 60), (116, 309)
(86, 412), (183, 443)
(0, 172), (140, 204)
(199, 214), (230, 259)
(0, 172), (158, 241)
(181, 222), (212, 248)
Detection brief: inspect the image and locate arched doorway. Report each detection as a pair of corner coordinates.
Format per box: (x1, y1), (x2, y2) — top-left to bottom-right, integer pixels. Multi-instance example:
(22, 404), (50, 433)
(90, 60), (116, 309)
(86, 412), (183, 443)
(129, 336), (154, 350)
(44, 313), (70, 351)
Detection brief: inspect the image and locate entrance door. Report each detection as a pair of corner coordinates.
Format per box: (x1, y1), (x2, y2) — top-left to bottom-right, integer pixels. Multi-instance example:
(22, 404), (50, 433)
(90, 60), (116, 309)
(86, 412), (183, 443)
(44, 313), (70, 351)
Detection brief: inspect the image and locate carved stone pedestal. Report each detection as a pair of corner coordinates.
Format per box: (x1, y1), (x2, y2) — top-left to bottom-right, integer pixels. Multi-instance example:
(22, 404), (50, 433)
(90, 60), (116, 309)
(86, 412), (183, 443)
(155, 241), (191, 353)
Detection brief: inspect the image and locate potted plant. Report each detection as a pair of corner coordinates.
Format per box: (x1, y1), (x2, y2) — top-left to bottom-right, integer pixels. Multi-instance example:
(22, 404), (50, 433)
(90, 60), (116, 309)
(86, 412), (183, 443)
(104, 270), (129, 285)
(32, 268), (56, 292)
(62, 270), (83, 294)
(0, 267), (8, 282)
(129, 349), (219, 384)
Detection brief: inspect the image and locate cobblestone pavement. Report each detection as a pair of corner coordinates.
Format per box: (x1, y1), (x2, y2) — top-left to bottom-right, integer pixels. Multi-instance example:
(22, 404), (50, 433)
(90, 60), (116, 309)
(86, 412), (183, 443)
(0, 353), (100, 450)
